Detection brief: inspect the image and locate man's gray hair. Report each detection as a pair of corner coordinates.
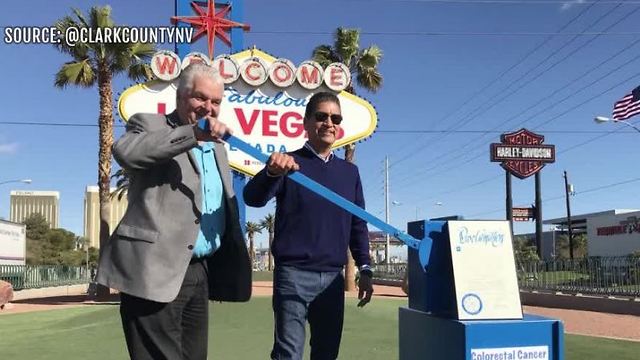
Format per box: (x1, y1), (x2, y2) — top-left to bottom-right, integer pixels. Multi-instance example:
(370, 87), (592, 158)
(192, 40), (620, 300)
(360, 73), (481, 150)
(177, 63), (222, 98)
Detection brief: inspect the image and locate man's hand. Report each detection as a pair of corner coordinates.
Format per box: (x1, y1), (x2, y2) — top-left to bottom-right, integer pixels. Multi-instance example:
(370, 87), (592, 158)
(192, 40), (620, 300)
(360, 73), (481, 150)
(266, 152), (300, 176)
(357, 271), (373, 307)
(194, 117), (231, 143)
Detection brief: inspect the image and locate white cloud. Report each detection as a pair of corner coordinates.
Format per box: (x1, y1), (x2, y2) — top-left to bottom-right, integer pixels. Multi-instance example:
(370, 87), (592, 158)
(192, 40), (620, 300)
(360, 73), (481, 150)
(561, 0), (586, 11)
(0, 143), (18, 154)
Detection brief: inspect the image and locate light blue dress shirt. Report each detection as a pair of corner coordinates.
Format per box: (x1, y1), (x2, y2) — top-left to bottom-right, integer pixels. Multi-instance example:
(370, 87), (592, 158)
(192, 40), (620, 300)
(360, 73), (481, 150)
(191, 138), (226, 258)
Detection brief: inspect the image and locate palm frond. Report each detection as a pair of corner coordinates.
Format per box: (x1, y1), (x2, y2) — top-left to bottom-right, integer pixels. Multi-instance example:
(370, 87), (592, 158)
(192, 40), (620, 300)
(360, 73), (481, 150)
(108, 42), (133, 71)
(53, 16), (90, 59)
(245, 221), (263, 233)
(260, 213), (275, 232)
(53, 5), (155, 89)
(311, 45), (339, 68)
(355, 45), (383, 92)
(110, 185), (128, 201)
(356, 69), (383, 93)
(86, 6), (114, 61)
(111, 168), (127, 183)
(126, 63), (154, 82)
(110, 168), (129, 201)
(111, 42), (155, 76)
(358, 45), (383, 68)
(90, 5), (114, 28)
(54, 60), (96, 88)
(334, 28), (360, 67)
(71, 8), (89, 27)
(130, 42), (156, 61)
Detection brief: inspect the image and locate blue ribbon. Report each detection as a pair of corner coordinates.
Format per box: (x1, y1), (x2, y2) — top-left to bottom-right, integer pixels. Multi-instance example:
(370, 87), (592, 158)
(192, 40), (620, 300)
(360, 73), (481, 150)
(223, 133), (432, 269)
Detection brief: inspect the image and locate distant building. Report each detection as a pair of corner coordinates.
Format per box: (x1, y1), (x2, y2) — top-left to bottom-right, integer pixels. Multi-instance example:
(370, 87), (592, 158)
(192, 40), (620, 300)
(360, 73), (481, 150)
(369, 231), (403, 264)
(545, 209), (640, 257)
(9, 190), (60, 228)
(83, 186), (128, 248)
(368, 231), (403, 246)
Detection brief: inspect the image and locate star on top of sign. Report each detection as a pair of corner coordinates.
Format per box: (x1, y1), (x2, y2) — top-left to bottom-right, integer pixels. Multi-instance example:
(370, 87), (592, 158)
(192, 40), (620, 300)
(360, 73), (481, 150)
(171, 0), (251, 59)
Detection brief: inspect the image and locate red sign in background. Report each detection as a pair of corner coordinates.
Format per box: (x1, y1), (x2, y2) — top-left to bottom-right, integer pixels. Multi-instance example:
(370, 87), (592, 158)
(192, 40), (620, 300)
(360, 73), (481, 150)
(490, 128), (555, 179)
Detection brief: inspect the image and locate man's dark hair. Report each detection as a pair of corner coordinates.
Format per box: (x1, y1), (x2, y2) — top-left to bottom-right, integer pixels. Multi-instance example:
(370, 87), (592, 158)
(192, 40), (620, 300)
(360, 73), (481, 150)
(304, 92), (341, 120)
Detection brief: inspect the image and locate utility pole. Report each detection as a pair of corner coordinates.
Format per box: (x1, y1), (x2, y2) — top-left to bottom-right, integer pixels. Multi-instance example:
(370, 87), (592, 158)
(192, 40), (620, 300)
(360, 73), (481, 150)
(384, 156), (390, 264)
(563, 170), (574, 259)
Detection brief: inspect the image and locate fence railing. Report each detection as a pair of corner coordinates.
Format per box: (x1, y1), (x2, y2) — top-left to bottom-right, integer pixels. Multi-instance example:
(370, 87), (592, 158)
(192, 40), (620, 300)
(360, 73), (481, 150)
(517, 256), (640, 297)
(372, 256), (640, 298)
(0, 265), (90, 291)
(4, 256), (639, 297)
(372, 264), (407, 281)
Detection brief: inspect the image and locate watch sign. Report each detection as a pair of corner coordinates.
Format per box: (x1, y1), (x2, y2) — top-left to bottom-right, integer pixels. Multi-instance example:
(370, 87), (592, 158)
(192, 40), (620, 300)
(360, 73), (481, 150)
(490, 128), (555, 179)
(118, 48), (377, 176)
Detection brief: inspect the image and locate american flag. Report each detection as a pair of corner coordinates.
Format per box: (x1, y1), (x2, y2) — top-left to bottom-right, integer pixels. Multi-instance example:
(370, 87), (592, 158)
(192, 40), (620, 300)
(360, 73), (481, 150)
(612, 85), (640, 121)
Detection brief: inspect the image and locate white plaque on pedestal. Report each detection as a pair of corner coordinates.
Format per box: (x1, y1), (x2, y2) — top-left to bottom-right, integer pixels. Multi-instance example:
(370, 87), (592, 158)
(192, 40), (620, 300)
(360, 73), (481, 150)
(447, 220), (523, 320)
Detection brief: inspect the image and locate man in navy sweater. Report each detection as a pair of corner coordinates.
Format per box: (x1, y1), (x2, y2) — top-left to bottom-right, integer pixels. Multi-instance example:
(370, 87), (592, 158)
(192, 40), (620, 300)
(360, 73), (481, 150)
(244, 91), (373, 360)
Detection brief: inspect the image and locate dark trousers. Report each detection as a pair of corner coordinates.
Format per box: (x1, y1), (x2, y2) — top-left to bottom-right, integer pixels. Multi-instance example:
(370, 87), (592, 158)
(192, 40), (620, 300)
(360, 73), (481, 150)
(271, 265), (345, 360)
(120, 259), (210, 360)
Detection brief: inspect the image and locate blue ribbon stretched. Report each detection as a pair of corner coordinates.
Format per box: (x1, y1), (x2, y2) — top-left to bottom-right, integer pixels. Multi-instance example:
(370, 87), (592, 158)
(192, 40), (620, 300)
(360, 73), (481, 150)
(223, 134), (433, 269)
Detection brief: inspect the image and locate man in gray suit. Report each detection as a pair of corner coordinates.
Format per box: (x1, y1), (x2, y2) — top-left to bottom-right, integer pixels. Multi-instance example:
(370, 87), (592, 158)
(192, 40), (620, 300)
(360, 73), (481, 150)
(97, 63), (251, 360)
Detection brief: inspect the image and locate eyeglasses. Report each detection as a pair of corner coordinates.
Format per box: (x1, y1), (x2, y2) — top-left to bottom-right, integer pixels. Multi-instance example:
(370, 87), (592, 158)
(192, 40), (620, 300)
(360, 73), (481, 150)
(313, 111), (343, 125)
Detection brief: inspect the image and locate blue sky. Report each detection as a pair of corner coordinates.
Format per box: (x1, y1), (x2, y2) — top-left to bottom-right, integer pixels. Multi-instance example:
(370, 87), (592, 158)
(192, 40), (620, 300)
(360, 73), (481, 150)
(1, 0), (639, 253)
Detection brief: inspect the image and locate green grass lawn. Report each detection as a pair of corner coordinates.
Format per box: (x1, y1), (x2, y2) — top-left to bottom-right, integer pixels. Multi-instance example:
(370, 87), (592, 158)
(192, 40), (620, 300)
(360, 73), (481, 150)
(252, 270), (274, 282)
(520, 270), (590, 284)
(1, 297), (638, 359)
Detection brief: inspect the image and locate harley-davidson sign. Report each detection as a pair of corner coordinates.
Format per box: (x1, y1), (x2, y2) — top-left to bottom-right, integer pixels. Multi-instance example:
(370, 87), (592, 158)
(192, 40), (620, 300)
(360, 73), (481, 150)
(490, 128), (555, 179)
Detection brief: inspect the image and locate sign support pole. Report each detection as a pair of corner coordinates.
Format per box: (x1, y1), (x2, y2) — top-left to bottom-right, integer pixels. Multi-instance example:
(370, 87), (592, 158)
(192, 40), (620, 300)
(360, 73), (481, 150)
(506, 170), (512, 232)
(174, 0), (247, 233)
(227, 0), (248, 235)
(491, 128), (555, 258)
(535, 172), (543, 258)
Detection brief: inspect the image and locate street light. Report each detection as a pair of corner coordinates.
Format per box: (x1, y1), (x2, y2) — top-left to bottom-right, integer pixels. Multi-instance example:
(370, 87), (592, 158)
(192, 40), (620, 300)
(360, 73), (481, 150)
(386, 200), (402, 264)
(0, 179), (32, 185)
(0, 179), (31, 221)
(594, 116), (640, 133)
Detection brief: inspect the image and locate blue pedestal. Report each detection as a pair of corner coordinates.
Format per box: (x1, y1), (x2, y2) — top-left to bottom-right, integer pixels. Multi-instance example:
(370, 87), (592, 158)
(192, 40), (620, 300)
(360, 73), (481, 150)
(399, 307), (564, 360)
(407, 220), (456, 316)
(402, 219), (564, 359)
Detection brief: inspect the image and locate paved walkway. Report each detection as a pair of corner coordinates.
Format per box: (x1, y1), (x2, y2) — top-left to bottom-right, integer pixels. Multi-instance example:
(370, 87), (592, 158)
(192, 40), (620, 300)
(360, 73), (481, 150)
(2, 282), (639, 342)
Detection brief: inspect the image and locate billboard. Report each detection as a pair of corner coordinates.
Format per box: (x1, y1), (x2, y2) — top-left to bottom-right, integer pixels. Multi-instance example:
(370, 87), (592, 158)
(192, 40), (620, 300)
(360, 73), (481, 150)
(0, 220), (26, 265)
(512, 207), (535, 222)
(118, 48), (378, 176)
(588, 211), (640, 257)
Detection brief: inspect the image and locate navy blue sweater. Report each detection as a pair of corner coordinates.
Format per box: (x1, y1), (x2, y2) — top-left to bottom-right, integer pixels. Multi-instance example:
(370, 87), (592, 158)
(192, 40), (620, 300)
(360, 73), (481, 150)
(243, 146), (370, 272)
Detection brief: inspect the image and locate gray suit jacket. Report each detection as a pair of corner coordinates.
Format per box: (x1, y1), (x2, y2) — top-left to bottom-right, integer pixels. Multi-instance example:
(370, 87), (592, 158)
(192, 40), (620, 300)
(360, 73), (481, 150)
(97, 111), (251, 303)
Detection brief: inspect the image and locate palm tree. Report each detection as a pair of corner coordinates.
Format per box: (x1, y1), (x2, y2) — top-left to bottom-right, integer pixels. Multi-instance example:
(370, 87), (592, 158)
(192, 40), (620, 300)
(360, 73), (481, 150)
(260, 214), (275, 271)
(312, 27), (383, 290)
(245, 221), (263, 269)
(53, 6), (155, 299)
(110, 168), (129, 201)
(312, 27), (383, 163)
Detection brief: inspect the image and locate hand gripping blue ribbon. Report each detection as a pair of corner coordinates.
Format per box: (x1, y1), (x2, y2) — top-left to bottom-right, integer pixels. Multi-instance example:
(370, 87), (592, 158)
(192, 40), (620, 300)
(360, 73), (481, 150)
(223, 134), (433, 270)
